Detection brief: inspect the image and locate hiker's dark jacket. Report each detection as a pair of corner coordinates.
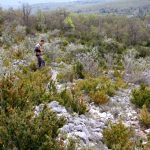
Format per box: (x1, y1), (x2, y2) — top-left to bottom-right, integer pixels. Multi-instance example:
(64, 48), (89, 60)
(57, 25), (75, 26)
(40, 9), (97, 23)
(35, 43), (42, 56)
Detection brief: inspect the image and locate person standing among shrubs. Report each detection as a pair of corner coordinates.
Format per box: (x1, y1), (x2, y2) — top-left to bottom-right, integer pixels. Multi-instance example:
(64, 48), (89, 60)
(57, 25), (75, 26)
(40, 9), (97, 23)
(35, 39), (45, 68)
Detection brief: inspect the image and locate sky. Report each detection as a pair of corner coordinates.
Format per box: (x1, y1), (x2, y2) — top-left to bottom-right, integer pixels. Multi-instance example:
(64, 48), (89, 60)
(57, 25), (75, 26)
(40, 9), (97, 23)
(0, 0), (75, 8)
(0, 0), (115, 8)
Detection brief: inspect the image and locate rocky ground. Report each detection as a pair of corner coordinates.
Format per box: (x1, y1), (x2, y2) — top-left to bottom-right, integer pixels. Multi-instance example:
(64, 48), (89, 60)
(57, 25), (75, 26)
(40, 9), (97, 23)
(34, 69), (149, 150)
(1, 48), (149, 149)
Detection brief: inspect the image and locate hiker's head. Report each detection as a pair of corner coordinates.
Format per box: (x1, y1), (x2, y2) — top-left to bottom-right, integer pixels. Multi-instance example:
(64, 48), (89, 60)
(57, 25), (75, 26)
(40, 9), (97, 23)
(39, 39), (45, 46)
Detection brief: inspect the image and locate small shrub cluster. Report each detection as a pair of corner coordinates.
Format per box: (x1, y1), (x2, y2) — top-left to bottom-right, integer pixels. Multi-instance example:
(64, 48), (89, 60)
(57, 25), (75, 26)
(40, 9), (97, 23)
(139, 105), (150, 128)
(0, 107), (65, 150)
(60, 89), (87, 115)
(73, 61), (85, 79)
(123, 49), (150, 83)
(65, 138), (76, 150)
(113, 69), (124, 79)
(76, 50), (100, 77)
(75, 76), (121, 105)
(75, 78), (98, 94)
(90, 91), (109, 105)
(28, 61), (37, 71)
(0, 67), (66, 149)
(115, 78), (127, 89)
(131, 84), (150, 108)
(1, 23), (26, 48)
(136, 46), (150, 58)
(0, 67), (56, 110)
(143, 139), (150, 150)
(103, 122), (134, 150)
(103, 38), (125, 55)
(12, 49), (25, 60)
(57, 69), (74, 83)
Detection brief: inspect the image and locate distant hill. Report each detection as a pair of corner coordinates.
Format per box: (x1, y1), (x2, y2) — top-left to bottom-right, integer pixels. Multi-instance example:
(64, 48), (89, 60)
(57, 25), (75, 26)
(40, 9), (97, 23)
(101, 0), (150, 8)
(80, 0), (150, 15)
(31, 0), (114, 12)
(31, 0), (150, 16)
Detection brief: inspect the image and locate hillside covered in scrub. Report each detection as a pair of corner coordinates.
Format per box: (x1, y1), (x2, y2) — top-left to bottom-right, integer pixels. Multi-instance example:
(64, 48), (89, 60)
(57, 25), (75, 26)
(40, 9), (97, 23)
(0, 5), (150, 150)
(31, 0), (150, 16)
(1, 0), (149, 16)
(80, 0), (150, 16)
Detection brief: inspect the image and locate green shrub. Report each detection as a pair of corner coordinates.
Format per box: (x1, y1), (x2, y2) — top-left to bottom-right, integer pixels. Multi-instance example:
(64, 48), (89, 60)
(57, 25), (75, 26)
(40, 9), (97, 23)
(62, 39), (69, 47)
(60, 89), (73, 107)
(0, 66), (66, 149)
(103, 39), (125, 54)
(0, 67), (52, 111)
(75, 78), (99, 94)
(105, 85), (116, 97)
(131, 84), (150, 108)
(12, 49), (25, 60)
(66, 138), (76, 150)
(115, 78), (128, 90)
(57, 71), (74, 83)
(103, 122), (134, 150)
(28, 61), (37, 72)
(113, 69), (123, 78)
(143, 139), (150, 150)
(136, 46), (150, 58)
(75, 74), (127, 105)
(71, 96), (87, 115)
(3, 59), (11, 67)
(97, 77), (117, 97)
(0, 106), (65, 150)
(60, 89), (87, 115)
(74, 76), (123, 105)
(90, 91), (109, 105)
(73, 61), (85, 79)
(139, 105), (150, 128)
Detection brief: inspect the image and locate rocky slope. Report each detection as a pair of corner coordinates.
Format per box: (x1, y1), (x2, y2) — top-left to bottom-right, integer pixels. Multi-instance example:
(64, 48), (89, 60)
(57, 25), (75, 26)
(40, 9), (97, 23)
(34, 70), (149, 149)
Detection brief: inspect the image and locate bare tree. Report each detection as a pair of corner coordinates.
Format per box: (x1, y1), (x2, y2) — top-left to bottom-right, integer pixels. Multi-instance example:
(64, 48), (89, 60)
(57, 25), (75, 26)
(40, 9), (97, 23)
(22, 4), (32, 29)
(127, 19), (140, 45)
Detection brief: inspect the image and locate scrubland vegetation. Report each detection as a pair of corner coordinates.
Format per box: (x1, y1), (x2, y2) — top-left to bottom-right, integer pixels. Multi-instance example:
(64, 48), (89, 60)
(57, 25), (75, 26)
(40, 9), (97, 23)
(0, 5), (150, 149)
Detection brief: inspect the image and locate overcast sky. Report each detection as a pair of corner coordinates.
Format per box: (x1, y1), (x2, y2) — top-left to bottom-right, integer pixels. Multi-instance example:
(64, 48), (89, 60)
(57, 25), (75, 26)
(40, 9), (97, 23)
(0, 0), (75, 8)
(0, 0), (73, 4)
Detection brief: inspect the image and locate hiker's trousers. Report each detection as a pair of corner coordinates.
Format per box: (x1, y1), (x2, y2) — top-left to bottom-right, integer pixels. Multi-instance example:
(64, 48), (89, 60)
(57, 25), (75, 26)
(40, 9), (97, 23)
(36, 55), (45, 68)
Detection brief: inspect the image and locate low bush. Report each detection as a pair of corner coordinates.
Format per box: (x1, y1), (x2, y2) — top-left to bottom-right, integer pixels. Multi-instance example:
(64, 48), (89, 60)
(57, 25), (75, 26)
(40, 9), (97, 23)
(57, 70), (74, 83)
(3, 58), (11, 67)
(71, 96), (87, 115)
(0, 106), (65, 150)
(139, 105), (150, 128)
(113, 69), (124, 78)
(76, 51), (100, 77)
(143, 139), (150, 150)
(131, 84), (150, 108)
(90, 91), (109, 105)
(103, 121), (134, 150)
(74, 76), (126, 105)
(103, 39), (125, 55)
(115, 78), (128, 89)
(136, 46), (150, 58)
(60, 89), (87, 115)
(28, 61), (37, 71)
(0, 67), (52, 111)
(75, 78), (99, 94)
(12, 49), (25, 60)
(62, 39), (69, 47)
(73, 61), (85, 79)
(76, 76), (117, 96)
(0, 67), (66, 149)
(66, 138), (76, 150)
